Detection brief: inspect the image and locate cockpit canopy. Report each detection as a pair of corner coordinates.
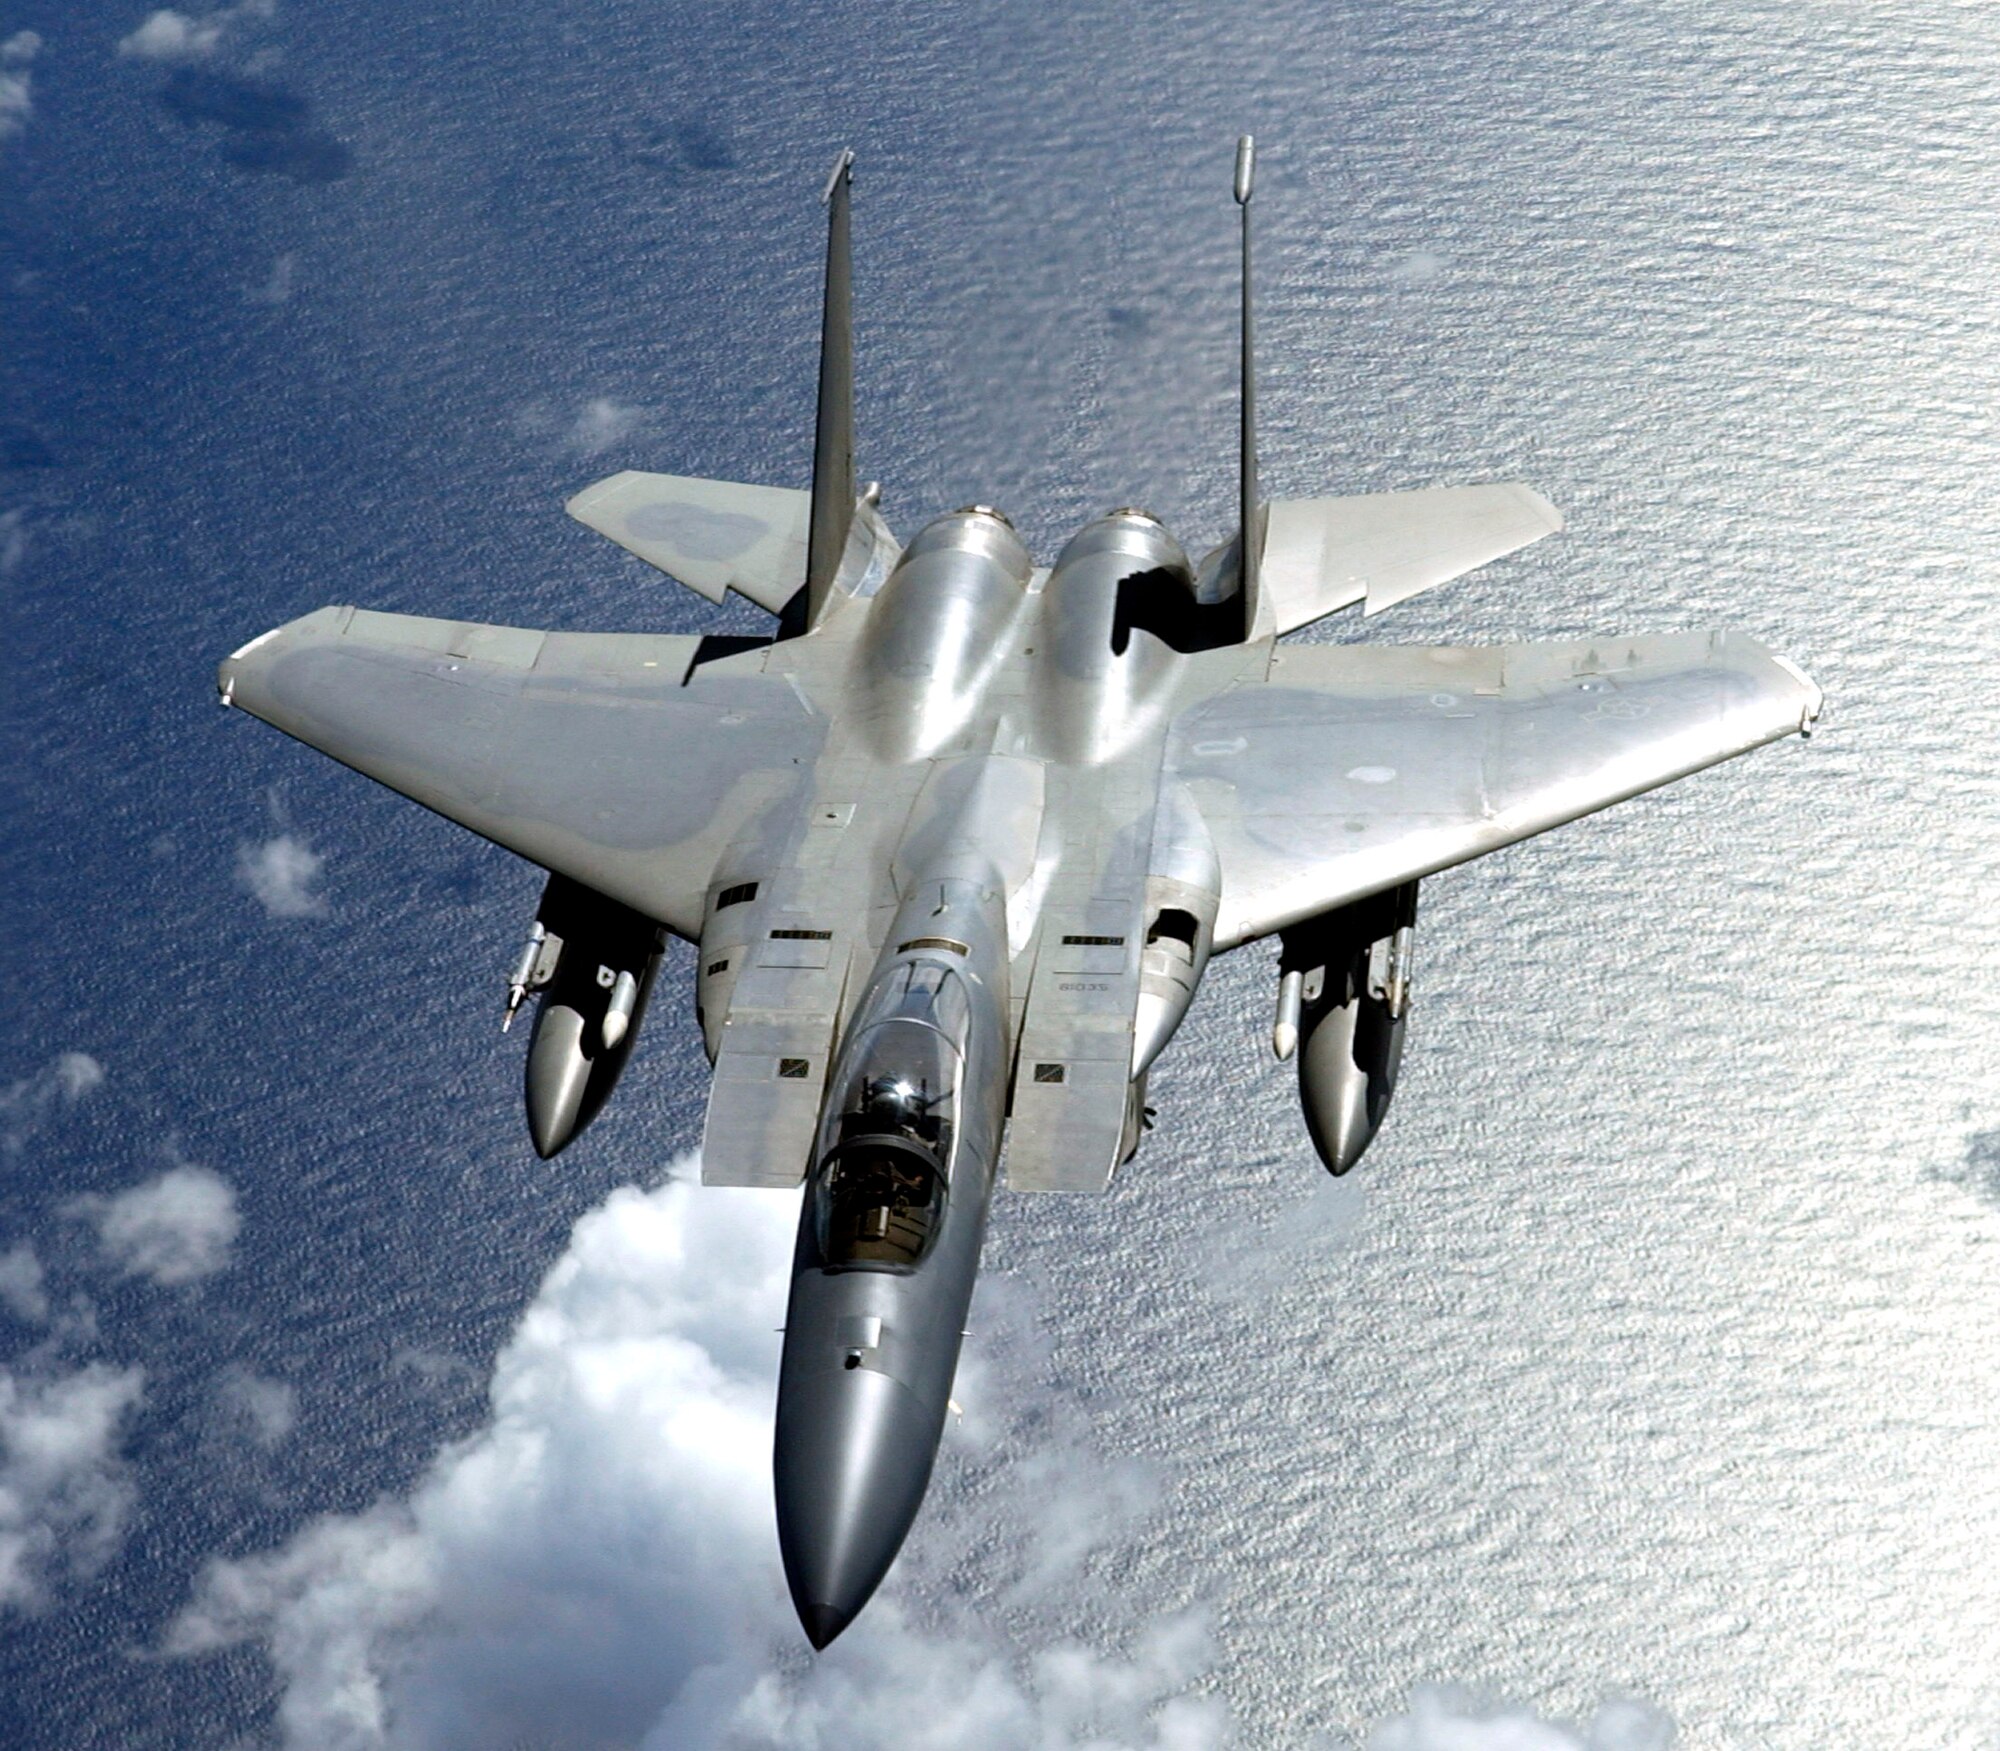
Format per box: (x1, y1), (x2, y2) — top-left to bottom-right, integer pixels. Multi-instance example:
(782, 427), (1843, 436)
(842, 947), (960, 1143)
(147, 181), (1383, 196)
(811, 958), (971, 1271)
(817, 1135), (947, 1269)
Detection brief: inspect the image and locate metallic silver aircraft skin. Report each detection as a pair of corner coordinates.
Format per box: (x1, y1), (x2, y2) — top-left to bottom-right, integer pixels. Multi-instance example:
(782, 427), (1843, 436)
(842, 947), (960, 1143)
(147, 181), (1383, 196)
(215, 142), (1821, 1647)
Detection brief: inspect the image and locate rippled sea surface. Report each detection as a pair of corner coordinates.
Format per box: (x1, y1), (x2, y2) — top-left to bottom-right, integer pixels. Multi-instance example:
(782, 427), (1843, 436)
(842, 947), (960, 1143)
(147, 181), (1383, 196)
(5, 0), (1998, 1745)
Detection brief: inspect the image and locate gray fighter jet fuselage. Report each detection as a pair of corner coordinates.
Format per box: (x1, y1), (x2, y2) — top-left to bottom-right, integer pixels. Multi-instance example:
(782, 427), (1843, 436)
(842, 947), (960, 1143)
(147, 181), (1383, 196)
(216, 142), (1821, 1647)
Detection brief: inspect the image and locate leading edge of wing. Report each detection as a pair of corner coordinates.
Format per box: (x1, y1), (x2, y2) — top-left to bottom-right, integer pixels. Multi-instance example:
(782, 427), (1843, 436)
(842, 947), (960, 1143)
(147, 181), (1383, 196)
(1177, 631), (1822, 950)
(219, 606), (823, 938)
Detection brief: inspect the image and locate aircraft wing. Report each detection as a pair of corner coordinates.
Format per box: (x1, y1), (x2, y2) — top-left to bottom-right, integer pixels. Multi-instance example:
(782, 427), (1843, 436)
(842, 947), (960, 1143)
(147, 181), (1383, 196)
(218, 606), (821, 939)
(1173, 631), (1821, 951)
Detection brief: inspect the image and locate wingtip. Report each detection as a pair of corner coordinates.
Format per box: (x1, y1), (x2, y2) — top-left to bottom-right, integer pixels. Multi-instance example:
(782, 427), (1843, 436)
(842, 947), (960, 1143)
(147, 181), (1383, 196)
(564, 471), (639, 521)
(226, 624), (285, 664)
(1509, 482), (1565, 535)
(822, 147), (854, 203)
(1768, 651), (1824, 733)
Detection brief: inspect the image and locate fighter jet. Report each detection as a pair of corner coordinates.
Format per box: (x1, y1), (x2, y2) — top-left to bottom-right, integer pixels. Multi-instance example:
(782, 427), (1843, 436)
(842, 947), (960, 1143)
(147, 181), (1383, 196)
(216, 140), (1820, 1648)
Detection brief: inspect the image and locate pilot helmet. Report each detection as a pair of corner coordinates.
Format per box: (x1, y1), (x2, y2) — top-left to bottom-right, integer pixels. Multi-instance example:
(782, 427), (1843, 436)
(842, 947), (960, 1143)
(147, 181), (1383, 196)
(861, 1074), (919, 1124)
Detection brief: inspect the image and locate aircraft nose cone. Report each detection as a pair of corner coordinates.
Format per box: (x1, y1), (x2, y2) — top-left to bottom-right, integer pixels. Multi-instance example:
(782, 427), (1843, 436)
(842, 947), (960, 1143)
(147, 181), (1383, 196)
(775, 1360), (942, 1648)
(798, 1601), (854, 1651)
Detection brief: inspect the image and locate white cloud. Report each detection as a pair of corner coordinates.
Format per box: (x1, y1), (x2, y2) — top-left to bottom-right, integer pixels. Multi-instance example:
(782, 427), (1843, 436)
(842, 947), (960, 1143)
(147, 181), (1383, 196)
(116, 1), (274, 63)
(238, 833), (327, 918)
(0, 1361), (146, 1614)
(516, 397), (648, 457)
(1386, 250), (1446, 285)
(1365, 1685), (1675, 1751)
(119, 10), (223, 61)
(0, 1244), (49, 1324)
(387, 1345), (478, 1395)
(53, 1053), (103, 1099)
(215, 1367), (297, 1449)
(566, 397), (646, 457)
(0, 508), (26, 577)
(2, 1051), (105, 1155)
(169, 1162), (1232, 1750)
(250, 251), (298, 306)
(0, 31), (38, 145)
(66, 1161), (240, 1286)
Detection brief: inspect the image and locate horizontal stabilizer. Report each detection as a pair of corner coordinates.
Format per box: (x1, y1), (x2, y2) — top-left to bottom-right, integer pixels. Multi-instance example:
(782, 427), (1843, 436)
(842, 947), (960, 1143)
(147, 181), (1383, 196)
(1260, 483), (1563, 634)
(567, 472), (810, 615)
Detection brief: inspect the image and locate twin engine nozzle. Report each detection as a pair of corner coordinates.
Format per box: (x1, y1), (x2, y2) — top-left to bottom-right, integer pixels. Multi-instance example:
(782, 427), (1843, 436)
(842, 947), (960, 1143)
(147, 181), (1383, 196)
(505, 875), (666, 1158)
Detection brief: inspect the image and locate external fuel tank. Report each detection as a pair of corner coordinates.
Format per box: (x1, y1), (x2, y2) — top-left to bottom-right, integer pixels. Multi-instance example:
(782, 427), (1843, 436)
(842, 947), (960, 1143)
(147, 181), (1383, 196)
(1279, 882), (1419, 1176)
(510, 876), (666, 1158)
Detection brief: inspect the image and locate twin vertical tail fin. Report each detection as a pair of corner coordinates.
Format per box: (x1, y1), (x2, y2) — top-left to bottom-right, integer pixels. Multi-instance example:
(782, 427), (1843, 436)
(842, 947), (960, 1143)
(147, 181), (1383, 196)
(1222, 136), (1568, 634)
(803, 148), (857, 631)
(1234, 134), (1261, 615)
(806, 142), (1254, 633)
(805, 142), (1261, 629)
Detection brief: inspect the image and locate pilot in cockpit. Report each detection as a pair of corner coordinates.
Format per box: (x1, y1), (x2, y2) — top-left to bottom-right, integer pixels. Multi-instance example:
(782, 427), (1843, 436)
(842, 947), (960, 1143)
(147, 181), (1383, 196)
(814, 970), (967, 1270)
(858, 1074), (944, 1145)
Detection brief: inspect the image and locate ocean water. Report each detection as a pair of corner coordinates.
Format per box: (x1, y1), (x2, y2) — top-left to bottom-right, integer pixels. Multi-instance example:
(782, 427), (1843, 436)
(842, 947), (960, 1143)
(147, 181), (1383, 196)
(3, 0), (1997, 1745)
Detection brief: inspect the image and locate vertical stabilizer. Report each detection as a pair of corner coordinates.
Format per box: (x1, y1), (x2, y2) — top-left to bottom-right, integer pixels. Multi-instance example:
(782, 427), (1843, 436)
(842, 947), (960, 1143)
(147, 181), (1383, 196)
(804, 149), (856, 629)
(1234, 135), (1260, 609)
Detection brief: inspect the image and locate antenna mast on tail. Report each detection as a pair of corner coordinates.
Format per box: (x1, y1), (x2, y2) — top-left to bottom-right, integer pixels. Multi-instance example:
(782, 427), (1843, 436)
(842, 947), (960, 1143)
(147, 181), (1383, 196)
(805, 148), (857, 625)
(1234, 134), (1259, 603)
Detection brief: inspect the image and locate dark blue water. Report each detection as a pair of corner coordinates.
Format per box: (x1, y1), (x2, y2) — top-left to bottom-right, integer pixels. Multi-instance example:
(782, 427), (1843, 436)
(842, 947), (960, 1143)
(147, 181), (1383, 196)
(5, 2), (1997, 1746)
